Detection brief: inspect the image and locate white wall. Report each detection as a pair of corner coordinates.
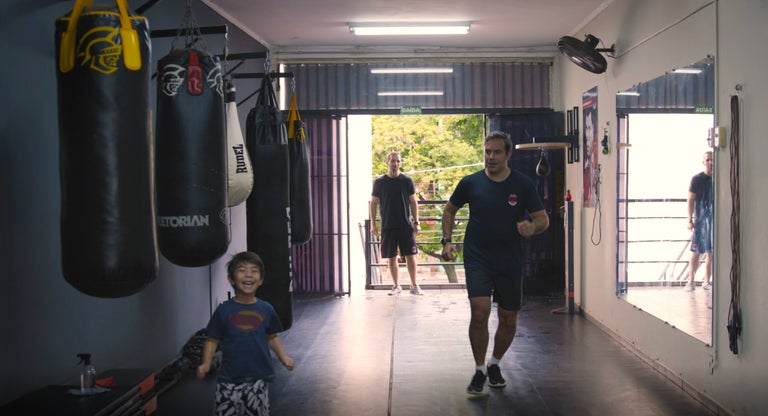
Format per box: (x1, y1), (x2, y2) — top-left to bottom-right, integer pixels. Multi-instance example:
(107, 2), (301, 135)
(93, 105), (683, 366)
(557, 0), (768, 414)
(347, 115), (374, 296)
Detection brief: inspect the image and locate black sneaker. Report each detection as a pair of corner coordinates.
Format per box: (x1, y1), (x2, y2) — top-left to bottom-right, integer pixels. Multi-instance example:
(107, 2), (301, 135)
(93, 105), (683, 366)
(466, 370), (487, 395)
(487, 364), (506, 388)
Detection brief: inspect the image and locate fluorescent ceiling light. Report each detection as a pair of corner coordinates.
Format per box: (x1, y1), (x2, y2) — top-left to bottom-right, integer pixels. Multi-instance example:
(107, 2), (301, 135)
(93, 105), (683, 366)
(616, 91), (640, 96)
(378, 91), (444, 96)
(671, 68), (702, 74)
(371, 68), (454, 74)
(350, 23), (470, 36)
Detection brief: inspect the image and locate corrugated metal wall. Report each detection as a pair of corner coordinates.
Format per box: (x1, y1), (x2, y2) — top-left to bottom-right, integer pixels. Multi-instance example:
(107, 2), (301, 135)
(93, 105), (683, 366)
(291, 116), (349, 295)
(284, 62), (552, 111)
(616, 59), (714, 113)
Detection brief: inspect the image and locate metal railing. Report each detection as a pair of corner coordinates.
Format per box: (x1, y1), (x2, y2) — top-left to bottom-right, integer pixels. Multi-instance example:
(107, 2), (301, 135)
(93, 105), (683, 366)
(362, 200), (468, 288)
(619, 198), (704, 284)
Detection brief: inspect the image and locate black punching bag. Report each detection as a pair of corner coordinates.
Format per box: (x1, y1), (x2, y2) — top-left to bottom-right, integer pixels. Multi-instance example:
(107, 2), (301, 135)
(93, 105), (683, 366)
(156, 48), (229, 267)
(286, 91), (313, 244)
(246, 75), (293, 329)
(55, 0), (158, 297)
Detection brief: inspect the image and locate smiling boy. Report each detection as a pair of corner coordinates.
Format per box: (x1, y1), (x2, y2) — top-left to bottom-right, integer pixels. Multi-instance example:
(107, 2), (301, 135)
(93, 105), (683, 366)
(197, 251), (294, 415)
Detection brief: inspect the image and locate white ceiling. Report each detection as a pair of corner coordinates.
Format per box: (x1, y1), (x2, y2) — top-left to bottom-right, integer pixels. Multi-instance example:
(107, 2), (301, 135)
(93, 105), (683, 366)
(201, 0), (613, 61)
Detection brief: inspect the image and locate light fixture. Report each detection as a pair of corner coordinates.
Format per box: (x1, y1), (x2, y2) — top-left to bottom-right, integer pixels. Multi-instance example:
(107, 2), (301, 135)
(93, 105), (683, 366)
(671, 68), (702, 74)
(377, 91), (444, 96)
(616, 91), (640, 96)
(557, 34), (615, 74)
(371, 68), (454, 74)
(350, 22), (470, 36)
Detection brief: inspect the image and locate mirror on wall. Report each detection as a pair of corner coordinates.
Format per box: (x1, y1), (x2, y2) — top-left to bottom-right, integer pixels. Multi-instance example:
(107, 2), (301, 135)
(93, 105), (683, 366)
(616, 57), (715, 345)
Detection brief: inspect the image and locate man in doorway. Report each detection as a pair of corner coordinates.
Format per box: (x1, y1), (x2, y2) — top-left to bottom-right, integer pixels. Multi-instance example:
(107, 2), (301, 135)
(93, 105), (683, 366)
(441, 131), (549, 395)
(370, 150), (423, 295)
(685, 150), (714, 291)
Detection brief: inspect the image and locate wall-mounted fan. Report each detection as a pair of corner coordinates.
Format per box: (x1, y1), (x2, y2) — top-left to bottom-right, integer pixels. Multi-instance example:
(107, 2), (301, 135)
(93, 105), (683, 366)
(557, 34), (615, 74)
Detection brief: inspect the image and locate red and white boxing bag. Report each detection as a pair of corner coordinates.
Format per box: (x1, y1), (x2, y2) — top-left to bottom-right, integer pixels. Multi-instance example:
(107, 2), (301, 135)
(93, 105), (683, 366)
(156, 48), (230, 267)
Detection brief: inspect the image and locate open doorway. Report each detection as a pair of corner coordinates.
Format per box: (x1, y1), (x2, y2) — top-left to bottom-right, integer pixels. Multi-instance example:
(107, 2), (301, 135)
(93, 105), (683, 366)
(351, 114), (485, 293)
(352, 113), (567, 296)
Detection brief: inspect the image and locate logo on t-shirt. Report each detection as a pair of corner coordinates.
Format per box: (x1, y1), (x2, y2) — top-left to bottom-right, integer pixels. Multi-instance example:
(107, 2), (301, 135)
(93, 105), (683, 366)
(507, 194), (519, 206)
(229, 309), (265, 332)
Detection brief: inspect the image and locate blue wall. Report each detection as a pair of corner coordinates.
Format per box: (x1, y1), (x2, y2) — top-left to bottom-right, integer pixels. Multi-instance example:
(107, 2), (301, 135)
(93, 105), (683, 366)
(0, 0), (265, 404)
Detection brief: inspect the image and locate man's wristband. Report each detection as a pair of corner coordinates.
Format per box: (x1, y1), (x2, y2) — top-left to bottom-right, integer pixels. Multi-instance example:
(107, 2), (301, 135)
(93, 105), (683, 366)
(413, 220), (420, 225)
(440, 237), (452, 245)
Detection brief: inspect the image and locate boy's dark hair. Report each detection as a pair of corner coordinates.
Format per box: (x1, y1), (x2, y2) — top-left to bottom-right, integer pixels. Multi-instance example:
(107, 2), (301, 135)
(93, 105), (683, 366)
(226, 251), (265, 279)
(484, 131), (513, 153)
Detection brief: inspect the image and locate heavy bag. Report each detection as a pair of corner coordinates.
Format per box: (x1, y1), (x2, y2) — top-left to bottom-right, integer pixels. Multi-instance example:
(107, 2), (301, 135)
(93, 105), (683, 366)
(286, 92), (313, 244)
(55, 0), (158, 298)
(225, 81), (254, 207)
(246, 75), (293, 329)
(156, 48), (229, 267)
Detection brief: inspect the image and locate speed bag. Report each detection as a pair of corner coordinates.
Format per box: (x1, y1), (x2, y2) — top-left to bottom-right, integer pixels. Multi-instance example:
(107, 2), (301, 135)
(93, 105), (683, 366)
(156, 49), (230, 267)
(287, 94), (313, 244)
(55, 0), (158, 298)
(246, 97), (293, 329)
(225, 82), (254, 207)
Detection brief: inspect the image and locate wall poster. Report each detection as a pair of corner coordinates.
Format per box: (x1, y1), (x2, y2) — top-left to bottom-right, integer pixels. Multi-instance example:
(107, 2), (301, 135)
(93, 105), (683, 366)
(582, 87), (599, 207)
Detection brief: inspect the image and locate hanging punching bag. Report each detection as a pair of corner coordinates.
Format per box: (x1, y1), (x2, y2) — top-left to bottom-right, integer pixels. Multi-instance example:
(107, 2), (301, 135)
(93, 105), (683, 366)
(286, 91), (313, 244)
(226, 81), (254, 207)
(156, 48), (229, 267)
(55, 0), (158, 297)
(246, 75), (293, 329)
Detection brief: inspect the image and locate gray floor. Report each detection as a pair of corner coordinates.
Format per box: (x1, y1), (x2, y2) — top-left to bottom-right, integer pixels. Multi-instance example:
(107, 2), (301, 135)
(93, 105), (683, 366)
(158, 289), (716, 415)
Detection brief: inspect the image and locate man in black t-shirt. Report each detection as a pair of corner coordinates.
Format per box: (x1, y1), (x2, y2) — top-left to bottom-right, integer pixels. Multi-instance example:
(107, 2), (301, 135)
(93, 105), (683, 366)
(442, 131), (549, 396)
(685, 150), (714, 291)
(370, 151), (422, 295)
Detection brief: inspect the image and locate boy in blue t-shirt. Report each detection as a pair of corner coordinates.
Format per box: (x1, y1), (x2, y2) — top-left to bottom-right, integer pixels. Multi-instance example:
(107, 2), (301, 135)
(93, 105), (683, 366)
(197, 251), (294, 415)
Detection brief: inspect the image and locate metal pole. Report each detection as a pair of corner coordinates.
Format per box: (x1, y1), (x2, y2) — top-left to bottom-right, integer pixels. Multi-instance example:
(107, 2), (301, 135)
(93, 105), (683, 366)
(553, 199), (575, 314)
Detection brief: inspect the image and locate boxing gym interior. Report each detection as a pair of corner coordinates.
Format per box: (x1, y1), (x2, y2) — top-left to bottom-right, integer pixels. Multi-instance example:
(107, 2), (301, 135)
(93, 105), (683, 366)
(2, 0), (767, 415)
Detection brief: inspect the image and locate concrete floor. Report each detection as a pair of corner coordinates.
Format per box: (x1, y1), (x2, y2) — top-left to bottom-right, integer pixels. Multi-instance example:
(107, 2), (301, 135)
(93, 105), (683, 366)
(157, 289), (717, 416)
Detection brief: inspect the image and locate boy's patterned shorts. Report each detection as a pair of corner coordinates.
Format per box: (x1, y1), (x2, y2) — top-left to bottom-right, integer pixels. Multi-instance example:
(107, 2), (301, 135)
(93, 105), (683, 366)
(215, 379), (269, 416)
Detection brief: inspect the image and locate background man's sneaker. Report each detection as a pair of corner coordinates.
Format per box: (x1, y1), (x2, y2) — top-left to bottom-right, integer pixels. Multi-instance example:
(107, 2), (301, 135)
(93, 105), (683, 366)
(466, 370), (487, 395)
(487, 364), (506, 388)
(410, 285), (424, 295)
(702, 281), (712, 290)
(684, 282), (695, 291)
(389, 286), (402, 295)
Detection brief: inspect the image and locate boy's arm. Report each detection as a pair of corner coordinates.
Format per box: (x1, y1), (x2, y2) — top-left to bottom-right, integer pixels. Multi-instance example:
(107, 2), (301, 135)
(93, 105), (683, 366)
(267, 334), (295, 371)
(196, 338), (219, 379)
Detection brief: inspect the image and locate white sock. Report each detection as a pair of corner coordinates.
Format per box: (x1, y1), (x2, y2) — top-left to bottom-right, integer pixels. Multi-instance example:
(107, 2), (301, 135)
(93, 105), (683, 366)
(476, 365), (486, 375)
(488, 357), (500, 366)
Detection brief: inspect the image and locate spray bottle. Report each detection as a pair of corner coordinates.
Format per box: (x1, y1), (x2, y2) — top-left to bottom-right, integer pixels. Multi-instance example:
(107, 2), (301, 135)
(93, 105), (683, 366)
(77, 353), (96, 393)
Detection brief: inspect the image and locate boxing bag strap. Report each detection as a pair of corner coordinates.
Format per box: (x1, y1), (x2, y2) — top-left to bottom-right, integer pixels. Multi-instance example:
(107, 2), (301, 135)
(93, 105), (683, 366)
(287, 92), (306, 141)
(59, 0), (141, 73)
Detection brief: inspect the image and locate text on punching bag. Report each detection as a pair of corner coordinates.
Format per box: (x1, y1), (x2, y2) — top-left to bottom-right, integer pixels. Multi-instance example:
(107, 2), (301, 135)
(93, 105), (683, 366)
(158, 215), (209, 228)
(232, 144), (249, 174)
